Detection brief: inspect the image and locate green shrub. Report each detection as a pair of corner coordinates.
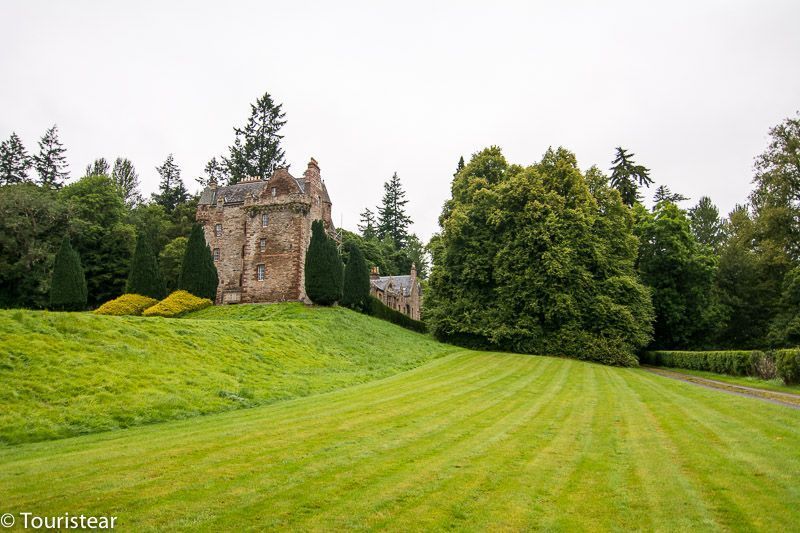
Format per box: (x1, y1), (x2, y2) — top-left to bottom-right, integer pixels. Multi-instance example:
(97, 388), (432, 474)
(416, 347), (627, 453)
(305, 220), (343, 306)
(142, 290), (212, 318)
(775, 349), (800, 385)
(341, 242), (370, 312)
(179, 225), (218, 301)
(94, 294), (159, 316)
(641, 350), (772, 378)
(126, 233), (166, 299)
(49, 237), (88, 311)
(366, 296), (427, 333)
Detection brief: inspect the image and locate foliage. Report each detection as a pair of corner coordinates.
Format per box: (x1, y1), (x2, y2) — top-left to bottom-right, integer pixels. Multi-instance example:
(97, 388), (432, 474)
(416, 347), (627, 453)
(377, 172), (413, 248)
(0, 183), (69, 308)
(341, 242), (370, 311)
(652, 184), (688, 205)
(60, 175), (136, 307)
(454, 155), (465, 176)
(366, 295), (427, 333)
(94, 293), (159, 316)
(225, 91), (287, 183)
(111, 157), (142, 206)
(427, 146), (653, 366)
(358, 208), (377, 239)
(0, 131), (32, 184)
(635, 201), (720, 348)
(49, 237), (87, 311)
(609, 147), (652, 206)
(688, 196), (724, 250)
(142, 290), (212, 317)
(126, 232), (166, 299)
(640, 350), (772, 378)
(159, 236), (188, 294)
(152, 154), (188, 212)
(84, 157), (109, 177)
(33, 125), (69, 189)
(774, 349), (800, 385)
(304, 220), (343, 306)
(179, 225), (218, 300)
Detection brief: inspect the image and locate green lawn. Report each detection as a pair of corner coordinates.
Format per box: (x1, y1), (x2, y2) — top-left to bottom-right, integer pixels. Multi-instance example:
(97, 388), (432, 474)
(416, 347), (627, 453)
(1, 351), (798, 531)
(0, 304), (455, 444)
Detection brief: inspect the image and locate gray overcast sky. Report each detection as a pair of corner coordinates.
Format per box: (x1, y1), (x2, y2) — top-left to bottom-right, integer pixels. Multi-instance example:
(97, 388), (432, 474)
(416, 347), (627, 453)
(1, 1), (798, 241)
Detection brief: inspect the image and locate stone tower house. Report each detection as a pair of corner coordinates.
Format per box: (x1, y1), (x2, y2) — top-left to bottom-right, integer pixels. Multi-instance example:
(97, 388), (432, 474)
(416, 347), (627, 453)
(196, 158), (334, 304)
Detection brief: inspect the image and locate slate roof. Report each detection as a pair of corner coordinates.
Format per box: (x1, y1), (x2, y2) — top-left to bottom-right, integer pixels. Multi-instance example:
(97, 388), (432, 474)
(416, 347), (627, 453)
(371, 275), (415, 297)
(198, 174), (308, 206)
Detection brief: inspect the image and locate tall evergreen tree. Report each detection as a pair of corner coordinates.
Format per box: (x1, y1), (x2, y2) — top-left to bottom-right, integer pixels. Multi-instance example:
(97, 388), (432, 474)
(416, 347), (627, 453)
(610, 147), (652, 206)
(454, 155), (465, 176)
(225, 91), (287, 184)
(341, 241), (370, 311)
(111, 157), (142, 207)
(0, 132), (32, 184)
(84, 158), (110, 177)
(49, 237), (87, 311)
(652, 185), (688, 206)
(33, 125), (69, 188)
(304, 220), (343, 305)
(197, 156), (228, 186)
(126, 232), (166, 299)
(689, 196), (724, 250)
(179, 224), (218, 300)
(358, 208), (378, 239)
(377, 172), (412, 248)
(152, 154), (188, 212)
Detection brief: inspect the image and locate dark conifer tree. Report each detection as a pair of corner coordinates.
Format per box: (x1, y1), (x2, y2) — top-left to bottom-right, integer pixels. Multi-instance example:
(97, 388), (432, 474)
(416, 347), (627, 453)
(197, 156), (228, 186)
(358, 208), (378, 239)
(152, 154), (188, 212)
(689, 196), (724, 250)
(84, 158), (110, 177)
(33, 125), (69, 188)
(377, 172), (413, 248)
(305, 220), (343, 305)
(179, 224), (218, 300)
(0, 132), (33, 184)
(610, 147), (652, 206)
(49, 237), (87, 311)
(226, 91), (287, 184)
(111, 157), (142, 206)
(126, 232), (166, 299)
(454, 155), (465, 176)
(341, 242), (370, 311)
(652, 185), (688, 206)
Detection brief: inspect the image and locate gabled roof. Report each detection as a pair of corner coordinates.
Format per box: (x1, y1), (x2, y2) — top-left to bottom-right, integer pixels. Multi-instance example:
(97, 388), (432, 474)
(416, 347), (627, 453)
(371, 275), (415, 296)
(198, 170), (306, 206)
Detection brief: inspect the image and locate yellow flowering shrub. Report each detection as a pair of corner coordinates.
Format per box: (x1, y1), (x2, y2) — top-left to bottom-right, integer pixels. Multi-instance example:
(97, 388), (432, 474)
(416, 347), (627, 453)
(94, 294), (159, 316)
(142, 290), (213, 318)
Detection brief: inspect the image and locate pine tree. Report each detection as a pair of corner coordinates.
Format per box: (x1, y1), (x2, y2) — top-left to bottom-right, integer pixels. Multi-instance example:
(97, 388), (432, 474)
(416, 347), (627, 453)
(652, 185), (688, 206)
(152, 154), (188, 212)
(341, 241), (370, 311)
(610, 147), (652, 206)
(0, 132), (33, 184)
(225, 91), (287, 184)
(84, 158), (110, 177)
(49, 237), (87, 311)
(358, 208), (378, 239)
(377, 172), (413, 248)
(197, 156), (228, 186)
(689, 196), (724, 250)
(454, 155), (465, 176)
(33, 125), (69, 188)
(111, 157), (142, 206)
(126, 232), (166, 299)
(304, 220), (343, 305)
(179, 224), (218, 300)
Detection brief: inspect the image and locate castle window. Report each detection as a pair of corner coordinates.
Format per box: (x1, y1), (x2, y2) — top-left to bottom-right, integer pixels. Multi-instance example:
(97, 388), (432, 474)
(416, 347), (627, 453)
(261, 213), (269, 227)
(259, 238), (267, 252)
(271, 187), (277, 197)
(257, 264), (265, 281)
(214, 223), (222, 236)
(213, 248), (220, 261)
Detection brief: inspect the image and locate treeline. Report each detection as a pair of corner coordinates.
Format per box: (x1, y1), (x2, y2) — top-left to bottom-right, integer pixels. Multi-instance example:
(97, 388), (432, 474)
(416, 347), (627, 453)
(427, 113), (800, 363)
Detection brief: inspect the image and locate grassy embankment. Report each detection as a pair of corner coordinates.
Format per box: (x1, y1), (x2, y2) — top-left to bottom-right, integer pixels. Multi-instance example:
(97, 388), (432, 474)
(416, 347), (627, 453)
(0, 304), (455, 445)
(0, 350), (798, 530)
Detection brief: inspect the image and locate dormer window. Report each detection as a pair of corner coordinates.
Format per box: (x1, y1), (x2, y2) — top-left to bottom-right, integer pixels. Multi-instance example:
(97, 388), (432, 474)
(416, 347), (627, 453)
(261, 213), (269, 227)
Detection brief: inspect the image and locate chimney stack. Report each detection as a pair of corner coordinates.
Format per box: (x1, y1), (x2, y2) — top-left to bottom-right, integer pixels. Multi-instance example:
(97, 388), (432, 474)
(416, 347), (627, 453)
(370, 266), (380, 280)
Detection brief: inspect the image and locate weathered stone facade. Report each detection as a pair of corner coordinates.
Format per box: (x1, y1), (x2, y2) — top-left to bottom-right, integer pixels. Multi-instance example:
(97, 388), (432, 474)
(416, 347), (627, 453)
(370, 264), (422, 320)
(196, 158), (334, 304)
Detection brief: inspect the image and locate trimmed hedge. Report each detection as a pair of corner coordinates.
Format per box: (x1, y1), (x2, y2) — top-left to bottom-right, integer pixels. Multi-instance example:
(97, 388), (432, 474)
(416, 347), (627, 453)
(94, 294), (159, 316)
(366, 296), (427, 334)
(774, 349), (800, 385)
(142, 290), (213, 318)
(640, 350), (767, 377)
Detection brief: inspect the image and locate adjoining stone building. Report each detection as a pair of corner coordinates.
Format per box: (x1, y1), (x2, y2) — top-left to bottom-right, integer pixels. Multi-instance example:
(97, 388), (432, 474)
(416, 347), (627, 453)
(370, 264), (423, 320)
(196, 158), (334, 304)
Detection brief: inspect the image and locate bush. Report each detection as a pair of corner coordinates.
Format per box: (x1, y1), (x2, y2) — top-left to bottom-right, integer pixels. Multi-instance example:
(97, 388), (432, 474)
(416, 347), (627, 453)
(179, 225), (218, 301)
(94, 294), (159, 316)
(366, 296), (427, 333)
(341, 242), (370, 312)
(775, 349), (800, 385)
(641, 350), (773, 378)
(126, 233), (166, 299)
(49, 237), (88, 311)
(142, 290), (212, 318)
(305, 220), (343, 306)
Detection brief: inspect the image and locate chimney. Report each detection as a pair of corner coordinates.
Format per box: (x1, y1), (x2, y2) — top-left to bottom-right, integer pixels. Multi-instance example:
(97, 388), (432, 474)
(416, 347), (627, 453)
(303, 157), (320, 195)
(410, 262), (417, 283)
(209, 176), (218, 189)
(370, 266), (380, 280)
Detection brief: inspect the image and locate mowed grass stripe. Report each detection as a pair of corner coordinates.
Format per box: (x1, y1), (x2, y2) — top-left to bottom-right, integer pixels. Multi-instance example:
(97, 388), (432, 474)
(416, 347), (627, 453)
(1, 353), (798, 531)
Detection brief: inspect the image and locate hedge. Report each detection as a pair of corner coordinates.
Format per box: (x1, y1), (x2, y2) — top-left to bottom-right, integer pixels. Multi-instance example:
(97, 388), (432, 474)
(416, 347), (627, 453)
(365, 296), (427, 333)
(774, 349), (800, 385)
(142, 290), (213, 318)
(639, 349), (800, 385)
(94, 294), (159, 316)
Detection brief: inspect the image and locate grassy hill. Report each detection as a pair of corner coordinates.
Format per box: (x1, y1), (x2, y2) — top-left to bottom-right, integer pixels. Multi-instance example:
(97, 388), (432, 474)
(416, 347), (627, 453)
(0, 303), (456, 445)
(1, 351), (798, 530)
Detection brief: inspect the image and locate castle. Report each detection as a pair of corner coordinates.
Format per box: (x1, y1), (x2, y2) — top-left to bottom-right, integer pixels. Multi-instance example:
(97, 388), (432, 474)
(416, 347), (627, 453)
(196, 157), (422, 320)
(196, 158), (334, 304)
